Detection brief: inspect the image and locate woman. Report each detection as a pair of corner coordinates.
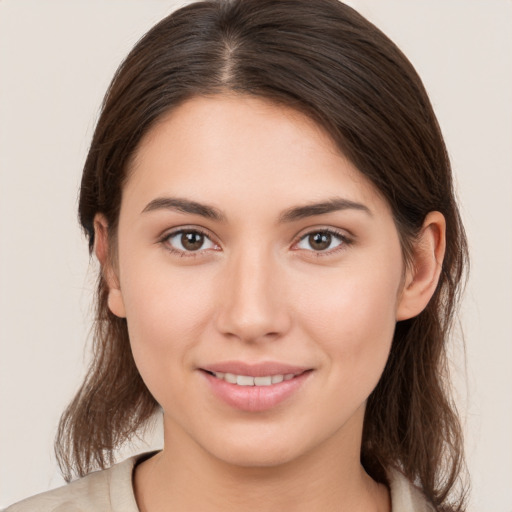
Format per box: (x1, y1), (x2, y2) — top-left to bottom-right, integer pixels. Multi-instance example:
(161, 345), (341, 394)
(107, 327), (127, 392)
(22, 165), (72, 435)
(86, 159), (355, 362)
(6, 0), (468, 510)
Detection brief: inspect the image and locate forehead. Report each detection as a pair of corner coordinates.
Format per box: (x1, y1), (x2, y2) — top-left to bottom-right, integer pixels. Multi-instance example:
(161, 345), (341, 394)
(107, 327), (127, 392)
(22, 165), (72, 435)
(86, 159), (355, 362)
(124, 94), (388, 216)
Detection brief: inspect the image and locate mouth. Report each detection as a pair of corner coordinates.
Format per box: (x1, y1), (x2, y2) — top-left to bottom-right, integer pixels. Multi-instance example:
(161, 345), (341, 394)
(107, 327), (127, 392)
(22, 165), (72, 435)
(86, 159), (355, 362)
(199, 362), (313, 412)
(202, 370), (304, 387)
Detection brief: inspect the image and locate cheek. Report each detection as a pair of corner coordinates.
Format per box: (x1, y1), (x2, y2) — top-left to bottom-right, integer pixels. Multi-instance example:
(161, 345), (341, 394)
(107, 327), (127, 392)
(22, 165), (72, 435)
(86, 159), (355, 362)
(295, 259), (401, 380)
(125, 274), (209, 338)
(118, 261), (217, 403)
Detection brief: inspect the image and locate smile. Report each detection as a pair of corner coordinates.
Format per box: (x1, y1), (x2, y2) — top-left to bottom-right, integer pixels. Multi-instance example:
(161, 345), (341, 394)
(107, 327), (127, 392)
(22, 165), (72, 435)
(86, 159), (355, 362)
(200, 364), (312, 412)
(207, 371), (298, 386)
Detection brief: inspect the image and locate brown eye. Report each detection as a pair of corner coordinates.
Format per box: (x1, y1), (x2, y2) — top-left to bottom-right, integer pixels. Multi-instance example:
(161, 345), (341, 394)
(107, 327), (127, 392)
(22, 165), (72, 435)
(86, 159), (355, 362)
(296, 230), (346, 252)
(308, 232), (332, 251)
(164, 229), (217, 253)
(181, 231), (204, 251)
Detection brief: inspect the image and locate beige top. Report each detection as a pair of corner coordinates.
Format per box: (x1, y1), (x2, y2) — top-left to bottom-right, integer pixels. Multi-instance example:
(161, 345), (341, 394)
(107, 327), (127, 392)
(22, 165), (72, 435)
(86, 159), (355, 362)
(5, 454), (434, 512)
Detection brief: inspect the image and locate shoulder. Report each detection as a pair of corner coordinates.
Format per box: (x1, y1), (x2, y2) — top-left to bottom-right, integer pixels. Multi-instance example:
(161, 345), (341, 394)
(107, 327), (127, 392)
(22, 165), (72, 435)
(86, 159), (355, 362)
(3, 455), (141, 512)
(388, 468), (436, 512)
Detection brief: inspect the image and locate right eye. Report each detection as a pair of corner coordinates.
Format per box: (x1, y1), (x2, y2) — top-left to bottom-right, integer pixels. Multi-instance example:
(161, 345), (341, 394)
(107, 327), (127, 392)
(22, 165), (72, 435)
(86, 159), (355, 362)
(162, 229), (218, 255)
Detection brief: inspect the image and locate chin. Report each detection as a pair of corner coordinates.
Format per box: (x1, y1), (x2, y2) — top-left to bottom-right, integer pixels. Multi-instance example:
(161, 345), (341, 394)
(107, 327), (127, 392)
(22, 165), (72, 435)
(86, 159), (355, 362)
(211, 443), (300, 469)
(194, 425), (308, 469)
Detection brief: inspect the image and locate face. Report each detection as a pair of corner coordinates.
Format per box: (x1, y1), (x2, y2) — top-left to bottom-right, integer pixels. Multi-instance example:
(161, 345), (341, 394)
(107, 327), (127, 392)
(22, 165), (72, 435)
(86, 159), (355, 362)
(105, 95), (410, 468)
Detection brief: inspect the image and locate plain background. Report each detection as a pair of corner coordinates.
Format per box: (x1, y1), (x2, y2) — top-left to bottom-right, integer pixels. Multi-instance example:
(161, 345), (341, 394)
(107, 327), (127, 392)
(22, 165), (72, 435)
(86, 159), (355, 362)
(0, 1), (511, 510)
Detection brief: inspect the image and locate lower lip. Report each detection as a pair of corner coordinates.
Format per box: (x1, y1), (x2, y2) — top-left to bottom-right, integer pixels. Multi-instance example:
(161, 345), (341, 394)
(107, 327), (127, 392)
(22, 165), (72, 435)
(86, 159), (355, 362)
(201, 371), (312, 412)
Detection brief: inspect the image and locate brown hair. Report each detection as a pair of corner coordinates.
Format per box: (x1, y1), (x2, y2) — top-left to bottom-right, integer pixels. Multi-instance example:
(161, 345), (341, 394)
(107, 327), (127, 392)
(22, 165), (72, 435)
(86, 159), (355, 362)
(56, 1), (468, 509)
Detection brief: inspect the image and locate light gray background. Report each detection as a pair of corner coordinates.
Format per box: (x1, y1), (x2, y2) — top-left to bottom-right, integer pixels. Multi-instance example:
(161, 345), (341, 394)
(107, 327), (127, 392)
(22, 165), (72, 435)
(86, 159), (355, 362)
(1, 1), (511, 510)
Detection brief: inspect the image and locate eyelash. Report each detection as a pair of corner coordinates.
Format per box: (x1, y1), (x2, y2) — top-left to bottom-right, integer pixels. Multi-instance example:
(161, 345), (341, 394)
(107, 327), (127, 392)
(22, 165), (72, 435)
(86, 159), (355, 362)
(159, 227), (352, 258)
(159, 227), (218, 258)
(293, 228), (352, 257)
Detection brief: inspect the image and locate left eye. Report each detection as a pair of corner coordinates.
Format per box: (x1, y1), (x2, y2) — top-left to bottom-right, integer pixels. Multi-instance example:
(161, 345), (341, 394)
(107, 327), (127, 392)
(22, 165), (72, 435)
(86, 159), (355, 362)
(164, 230), (217, 252)
(296, 230), (345, 252)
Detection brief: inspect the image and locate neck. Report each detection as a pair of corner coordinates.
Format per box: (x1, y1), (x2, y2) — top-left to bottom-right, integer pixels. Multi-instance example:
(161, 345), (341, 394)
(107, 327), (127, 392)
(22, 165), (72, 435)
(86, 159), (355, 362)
(134, 416), (389, 512)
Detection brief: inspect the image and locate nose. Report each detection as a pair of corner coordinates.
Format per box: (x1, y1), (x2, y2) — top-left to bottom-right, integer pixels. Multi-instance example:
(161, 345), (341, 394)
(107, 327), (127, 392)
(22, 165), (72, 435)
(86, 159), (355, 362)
(214, 247), (292, 343)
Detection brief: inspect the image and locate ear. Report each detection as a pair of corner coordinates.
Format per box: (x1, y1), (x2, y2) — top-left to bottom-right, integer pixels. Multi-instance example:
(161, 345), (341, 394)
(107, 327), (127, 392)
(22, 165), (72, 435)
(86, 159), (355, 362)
(396, 211), (446, 321)
(93, 214), (126, 318)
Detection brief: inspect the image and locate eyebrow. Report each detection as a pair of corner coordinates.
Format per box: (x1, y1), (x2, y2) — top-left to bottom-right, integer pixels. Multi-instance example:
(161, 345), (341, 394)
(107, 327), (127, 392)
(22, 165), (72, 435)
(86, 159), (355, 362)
(278, 197), (372, 223)
(141, 196), (371, 223)
(141, 197), (226, 221)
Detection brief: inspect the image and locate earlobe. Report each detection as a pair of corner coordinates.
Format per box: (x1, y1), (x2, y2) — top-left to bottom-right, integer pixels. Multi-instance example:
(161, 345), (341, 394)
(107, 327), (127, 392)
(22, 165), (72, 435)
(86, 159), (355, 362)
(396, 211), (446, 321)
(93, 214), (126, 319)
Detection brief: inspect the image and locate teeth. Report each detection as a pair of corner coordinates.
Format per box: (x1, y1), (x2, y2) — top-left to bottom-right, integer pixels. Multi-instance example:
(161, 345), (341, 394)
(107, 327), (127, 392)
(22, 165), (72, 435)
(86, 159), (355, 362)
(236, 375), (255, 386)
(254, 376), (272, 386)
(212, 372), (297, 386)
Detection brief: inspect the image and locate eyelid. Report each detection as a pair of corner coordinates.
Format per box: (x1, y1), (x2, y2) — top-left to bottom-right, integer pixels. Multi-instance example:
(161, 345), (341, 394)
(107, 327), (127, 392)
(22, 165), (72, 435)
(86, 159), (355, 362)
(158, 226), (221, 256)
(291, 227), (353, 255)
(157, 225), (352, 258)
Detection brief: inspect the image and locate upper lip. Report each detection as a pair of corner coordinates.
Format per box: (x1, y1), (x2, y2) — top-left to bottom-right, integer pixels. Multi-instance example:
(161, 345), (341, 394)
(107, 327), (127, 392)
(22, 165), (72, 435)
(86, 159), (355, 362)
(199, 361), (311, 377)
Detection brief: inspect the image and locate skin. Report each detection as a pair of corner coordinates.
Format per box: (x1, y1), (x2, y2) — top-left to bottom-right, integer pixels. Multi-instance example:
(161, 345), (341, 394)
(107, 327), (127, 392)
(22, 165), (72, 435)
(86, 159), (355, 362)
(95, 94), (446, 512)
